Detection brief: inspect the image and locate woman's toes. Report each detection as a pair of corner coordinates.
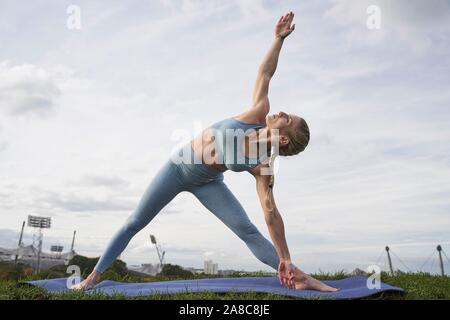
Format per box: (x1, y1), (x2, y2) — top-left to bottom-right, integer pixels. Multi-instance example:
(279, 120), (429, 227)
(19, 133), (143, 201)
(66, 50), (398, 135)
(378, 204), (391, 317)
(70, 284), (81, 290)
(322, 284), (339, 292)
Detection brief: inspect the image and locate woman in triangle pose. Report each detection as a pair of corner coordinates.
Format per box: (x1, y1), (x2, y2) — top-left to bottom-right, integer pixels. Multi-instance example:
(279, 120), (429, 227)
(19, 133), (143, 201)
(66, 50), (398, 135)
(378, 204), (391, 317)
(72, 11), (338, 292)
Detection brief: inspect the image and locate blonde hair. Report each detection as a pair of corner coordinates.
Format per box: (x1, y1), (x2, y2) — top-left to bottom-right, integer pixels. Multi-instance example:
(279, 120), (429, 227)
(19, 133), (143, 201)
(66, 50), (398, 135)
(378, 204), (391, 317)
(279, 117), (310, 156)
(263, 118), (310, 189)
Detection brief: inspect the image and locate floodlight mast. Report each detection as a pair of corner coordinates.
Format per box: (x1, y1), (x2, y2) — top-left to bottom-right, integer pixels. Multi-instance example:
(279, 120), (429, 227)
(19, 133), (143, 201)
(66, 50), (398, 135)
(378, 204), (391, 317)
(70, 230), (76, 253)
(14, 221), (25, 265)
(27, 215), (51, 274)
(437, 245), (445, 276)
(149, 234), (165, 268)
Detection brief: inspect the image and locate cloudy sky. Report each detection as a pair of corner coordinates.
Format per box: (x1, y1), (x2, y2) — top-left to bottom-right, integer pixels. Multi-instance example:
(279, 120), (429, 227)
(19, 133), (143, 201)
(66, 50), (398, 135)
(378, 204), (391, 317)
(1, 0), (450, 274)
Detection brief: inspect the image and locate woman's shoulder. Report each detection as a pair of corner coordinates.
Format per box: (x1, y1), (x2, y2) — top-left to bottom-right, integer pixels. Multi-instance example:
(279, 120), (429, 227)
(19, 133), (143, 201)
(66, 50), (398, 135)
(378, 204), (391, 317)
(233, 110), (266, 126)
(250, 163), (275, 187)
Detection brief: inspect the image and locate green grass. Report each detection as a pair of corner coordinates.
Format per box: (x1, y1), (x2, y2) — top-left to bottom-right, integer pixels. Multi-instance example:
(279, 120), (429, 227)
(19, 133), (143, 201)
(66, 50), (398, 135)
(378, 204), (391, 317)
(1, 271), (449, 300)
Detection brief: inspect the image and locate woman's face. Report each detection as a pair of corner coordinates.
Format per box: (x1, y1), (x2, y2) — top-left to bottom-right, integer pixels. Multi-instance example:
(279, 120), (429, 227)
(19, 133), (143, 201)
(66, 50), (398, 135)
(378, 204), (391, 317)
(266, 111), (302, 133)
(265, 111), (303, 148)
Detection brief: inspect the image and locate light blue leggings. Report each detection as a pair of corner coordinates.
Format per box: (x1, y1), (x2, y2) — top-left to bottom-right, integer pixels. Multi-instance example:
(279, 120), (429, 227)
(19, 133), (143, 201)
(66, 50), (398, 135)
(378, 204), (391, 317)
(94, 143), (280, 273)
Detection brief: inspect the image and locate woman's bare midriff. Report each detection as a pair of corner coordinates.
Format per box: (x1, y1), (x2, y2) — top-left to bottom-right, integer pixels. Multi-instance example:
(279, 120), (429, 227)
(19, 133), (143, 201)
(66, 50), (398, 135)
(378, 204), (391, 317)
(191, 127), (228, 173)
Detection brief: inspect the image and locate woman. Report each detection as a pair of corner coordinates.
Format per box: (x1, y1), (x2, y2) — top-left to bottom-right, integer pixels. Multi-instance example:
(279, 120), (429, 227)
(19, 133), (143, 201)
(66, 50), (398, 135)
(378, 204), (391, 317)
(72, 11), (338, 292)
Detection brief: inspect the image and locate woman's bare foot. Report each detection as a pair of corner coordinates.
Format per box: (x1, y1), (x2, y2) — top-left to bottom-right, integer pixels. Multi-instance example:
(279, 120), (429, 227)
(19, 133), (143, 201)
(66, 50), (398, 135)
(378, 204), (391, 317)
(293, 268), (339, 292)
(70, 270), (101, 291)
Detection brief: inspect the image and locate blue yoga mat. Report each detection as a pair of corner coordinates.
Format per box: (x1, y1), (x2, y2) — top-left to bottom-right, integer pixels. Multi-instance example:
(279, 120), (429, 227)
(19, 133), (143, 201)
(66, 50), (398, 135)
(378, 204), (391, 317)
(23, 276), (404, 299)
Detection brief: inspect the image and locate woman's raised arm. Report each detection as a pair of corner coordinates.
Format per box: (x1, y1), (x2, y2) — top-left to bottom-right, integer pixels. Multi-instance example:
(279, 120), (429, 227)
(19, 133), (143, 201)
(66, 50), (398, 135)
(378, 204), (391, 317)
(250, 12), (295, 121)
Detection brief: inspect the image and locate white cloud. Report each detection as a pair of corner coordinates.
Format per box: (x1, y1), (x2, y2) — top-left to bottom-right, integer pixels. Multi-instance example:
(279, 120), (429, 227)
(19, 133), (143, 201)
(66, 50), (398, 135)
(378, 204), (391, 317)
(0, 125), (6, 152)
(181, 0), (228, 14)
(235, 0), (267, 19)
(76, 174), (130, 189)
(324, 0), (450, 51)
(0, 62), (61, 116)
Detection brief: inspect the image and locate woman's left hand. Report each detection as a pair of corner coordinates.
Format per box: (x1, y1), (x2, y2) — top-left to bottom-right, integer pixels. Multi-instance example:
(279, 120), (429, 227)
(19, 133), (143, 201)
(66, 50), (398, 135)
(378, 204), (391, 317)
(278, 259), (296, 289)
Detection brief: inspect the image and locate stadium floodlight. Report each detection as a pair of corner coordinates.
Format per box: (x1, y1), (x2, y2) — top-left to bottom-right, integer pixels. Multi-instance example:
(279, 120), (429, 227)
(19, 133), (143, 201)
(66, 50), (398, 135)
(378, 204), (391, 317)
(50, 245), (64, 253)
(27, 215), (51, 274)
(51, 245), (64, 260)
(27, 215), (51, 229)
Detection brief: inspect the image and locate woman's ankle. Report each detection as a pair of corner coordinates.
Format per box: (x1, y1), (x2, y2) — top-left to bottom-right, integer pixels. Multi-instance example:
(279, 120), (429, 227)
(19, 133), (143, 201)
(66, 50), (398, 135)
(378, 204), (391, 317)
(293, 267), (307, 280)
(88, 270), (102, 282)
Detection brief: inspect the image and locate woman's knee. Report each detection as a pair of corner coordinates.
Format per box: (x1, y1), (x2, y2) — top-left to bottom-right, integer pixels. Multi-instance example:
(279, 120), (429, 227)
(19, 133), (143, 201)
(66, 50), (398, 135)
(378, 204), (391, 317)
(235, 222), (260, 239)
(122, 216), (146, 235)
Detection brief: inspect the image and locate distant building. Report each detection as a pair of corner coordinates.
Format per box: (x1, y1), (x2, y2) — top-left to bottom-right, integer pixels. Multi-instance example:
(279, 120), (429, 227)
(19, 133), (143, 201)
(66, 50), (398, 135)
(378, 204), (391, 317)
(0, 245), (76, 270)
(204, 260), (218, 275)
(127, 263), (161, 276)
(218, 269), (239, 276)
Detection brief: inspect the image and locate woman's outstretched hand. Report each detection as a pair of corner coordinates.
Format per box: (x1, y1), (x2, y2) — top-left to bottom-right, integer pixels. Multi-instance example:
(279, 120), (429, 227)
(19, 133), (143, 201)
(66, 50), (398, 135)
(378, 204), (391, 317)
(275, 11), (295, 40)
(278, 259), (297, 289)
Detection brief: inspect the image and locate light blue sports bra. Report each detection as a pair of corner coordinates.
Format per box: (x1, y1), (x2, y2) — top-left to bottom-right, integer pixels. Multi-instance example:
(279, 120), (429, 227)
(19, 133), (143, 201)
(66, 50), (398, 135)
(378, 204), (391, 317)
(210, 117), (271, 172)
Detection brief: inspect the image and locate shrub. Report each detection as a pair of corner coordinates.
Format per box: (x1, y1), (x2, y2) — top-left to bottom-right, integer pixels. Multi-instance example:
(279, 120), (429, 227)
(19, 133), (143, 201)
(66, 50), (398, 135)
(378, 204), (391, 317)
(0, 262), (27, 281)
(158, 264), (194, 279)
(67, 255), (128, 278)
